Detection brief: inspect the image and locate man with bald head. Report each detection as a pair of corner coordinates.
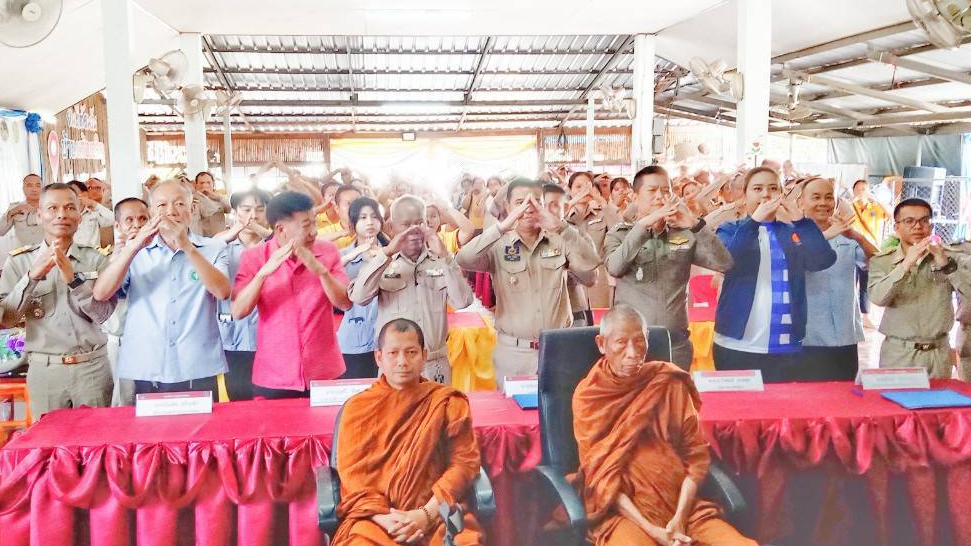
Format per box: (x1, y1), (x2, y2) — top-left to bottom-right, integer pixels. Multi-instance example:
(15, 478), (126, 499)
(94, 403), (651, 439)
(93, 179), (231, 399)
(573, 305), (756, 546)
(0, 174), (44, 248)
(349, 194), (473, 384)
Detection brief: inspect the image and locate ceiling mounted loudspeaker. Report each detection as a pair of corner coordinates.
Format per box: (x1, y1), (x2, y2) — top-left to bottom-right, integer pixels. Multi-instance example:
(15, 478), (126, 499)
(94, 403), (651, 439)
(146, 50), (188, 93)
(0, 0), (62, 48)
(689, 57), (744, 101)
(907, 0), (971, 49)
(175, 85), (213, 122)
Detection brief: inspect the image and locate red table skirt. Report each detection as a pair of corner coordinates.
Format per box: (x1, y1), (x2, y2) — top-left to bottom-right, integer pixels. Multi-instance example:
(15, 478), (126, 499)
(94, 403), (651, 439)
(5, 382), (971, 546)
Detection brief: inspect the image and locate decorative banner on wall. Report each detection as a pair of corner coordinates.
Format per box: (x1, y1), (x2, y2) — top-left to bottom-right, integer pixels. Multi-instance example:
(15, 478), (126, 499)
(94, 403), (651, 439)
(60, 130), (105, 162)
(47, 131), (60, 182)
(44, 93), (111, 182)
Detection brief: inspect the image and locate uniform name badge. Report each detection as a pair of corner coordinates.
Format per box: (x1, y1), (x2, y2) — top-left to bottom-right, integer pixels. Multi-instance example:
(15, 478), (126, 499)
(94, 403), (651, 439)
(383, 264), (401, 278)
(425, 268), (444, 277)
(540, 248), (562, 258)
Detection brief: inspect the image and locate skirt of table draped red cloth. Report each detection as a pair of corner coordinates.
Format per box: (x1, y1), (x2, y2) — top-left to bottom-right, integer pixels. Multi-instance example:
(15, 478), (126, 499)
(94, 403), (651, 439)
(4, 381), (971, 546)
(0, 394), (541, 546)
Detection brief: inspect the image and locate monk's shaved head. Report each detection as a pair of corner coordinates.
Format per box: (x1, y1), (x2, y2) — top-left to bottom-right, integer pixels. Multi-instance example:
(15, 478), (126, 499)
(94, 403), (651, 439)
(599, 304), (647, 337)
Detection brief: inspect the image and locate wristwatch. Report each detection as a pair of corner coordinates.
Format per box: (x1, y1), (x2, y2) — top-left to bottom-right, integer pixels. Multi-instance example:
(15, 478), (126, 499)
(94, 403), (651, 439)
(931, 257), (957, 274)
(68, 273), (85, 289)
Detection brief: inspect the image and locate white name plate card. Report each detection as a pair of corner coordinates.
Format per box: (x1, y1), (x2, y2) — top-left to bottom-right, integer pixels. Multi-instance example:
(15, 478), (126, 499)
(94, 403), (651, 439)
(502, 376), (538, 398)
(135, 391), (213, 417)
(858, 368), (930, 390)
(310, 379), (376, 407)
(692, 370), (765, 392)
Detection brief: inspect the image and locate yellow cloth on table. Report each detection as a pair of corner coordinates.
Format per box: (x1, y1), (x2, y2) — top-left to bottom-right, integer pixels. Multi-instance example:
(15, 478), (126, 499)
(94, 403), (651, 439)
(317, 221), (356, 249)
(688, 321), (716, 372)
(448, 315), (497, 392)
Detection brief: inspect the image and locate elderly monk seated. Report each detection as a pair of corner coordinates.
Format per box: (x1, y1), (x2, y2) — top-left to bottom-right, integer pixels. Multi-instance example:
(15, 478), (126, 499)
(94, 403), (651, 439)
(332, 318), (484, 546)
(573, 305), (757, 546)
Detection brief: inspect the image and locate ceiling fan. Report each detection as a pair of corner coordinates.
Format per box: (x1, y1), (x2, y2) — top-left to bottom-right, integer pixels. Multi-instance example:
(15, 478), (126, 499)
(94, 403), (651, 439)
(175, 85), (213, 121)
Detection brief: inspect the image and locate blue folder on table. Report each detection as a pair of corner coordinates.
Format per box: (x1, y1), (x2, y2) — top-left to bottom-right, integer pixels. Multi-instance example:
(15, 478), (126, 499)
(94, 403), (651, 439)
(881, 389), (971, 410)
(512, 393), (538, 409)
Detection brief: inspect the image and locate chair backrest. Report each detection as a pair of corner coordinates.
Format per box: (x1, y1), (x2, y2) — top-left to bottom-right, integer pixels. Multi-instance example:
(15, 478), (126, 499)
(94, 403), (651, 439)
(330, 406), (344, 470)
(537, 325), (672, 475)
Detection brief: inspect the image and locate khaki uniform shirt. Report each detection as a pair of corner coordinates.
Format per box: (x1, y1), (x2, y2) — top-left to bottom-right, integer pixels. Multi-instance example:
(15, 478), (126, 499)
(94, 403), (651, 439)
(868, 245), (971, 341)
(565, 203), (617, 311)
(0, 202), (43, 247)
(348, 248), (473, 356)
(605, 222), (733, 332)
(191, 192), (226, 237)
(456, 224), (600, 340)
(0, 243), (117, 355)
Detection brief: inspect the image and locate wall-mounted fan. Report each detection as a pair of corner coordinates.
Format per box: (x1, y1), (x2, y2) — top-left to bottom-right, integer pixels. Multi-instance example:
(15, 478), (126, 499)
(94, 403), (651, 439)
(175, 85), (213, 121)
(689, 57), (744, 101)
(907, 0), (971, 49)
(213, 90), (244, 117)
(142, 50), (188, 95)
(0, 0), (62, 48)
(593, 84), (636, 119)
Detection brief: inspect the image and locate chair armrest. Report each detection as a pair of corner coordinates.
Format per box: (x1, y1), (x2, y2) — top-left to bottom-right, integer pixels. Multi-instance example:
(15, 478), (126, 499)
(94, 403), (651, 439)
(534, 465), (587, 537)
(316, 466), (341, 533)
(468, 467), (496, 521)
(703, 462), (747, 519)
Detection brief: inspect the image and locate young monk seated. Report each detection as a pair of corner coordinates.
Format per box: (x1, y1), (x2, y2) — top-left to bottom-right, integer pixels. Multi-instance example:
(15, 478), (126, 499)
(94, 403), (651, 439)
(573, 304), (758, 546)
(332, 318), (484, 546)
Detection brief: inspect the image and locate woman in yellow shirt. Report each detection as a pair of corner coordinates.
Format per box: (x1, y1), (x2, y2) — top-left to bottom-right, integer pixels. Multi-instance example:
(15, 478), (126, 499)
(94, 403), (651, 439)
(425, 197), (476, 254)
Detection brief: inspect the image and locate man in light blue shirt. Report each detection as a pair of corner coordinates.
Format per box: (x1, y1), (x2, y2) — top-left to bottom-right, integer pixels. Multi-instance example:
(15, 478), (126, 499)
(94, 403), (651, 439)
(800, 177), (877, 380)
(94, 180), (231, 399)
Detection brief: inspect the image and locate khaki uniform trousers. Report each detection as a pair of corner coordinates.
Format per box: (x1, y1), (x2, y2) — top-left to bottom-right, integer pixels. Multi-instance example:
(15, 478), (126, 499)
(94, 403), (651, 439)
(493, 333), (540, 382)
(880, 335), (953, 379)
(423, 348), (452, 386)
(27, 348), (113, 417)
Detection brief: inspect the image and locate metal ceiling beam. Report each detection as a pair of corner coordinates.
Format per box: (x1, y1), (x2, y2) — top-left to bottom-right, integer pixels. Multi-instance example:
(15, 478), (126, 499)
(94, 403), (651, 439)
(786, 70), (951, 113)
(207, 85), (589, 93)
(201, 36), (235, 91)
(345, 36), (357, 130)
(138, 109), (577, 120)
(772, 21), (917, 64)
(207, 45), (631, 56)
(459, 36), (496, 130)
(141, 98), (599, 107)
(578, 34), (636, 101)
(203, 67), (634, 76)
(769, 108), (971, 132)
(655, 105), (735, 127)
(866, 47), (971, 86)
(798, 36), (971, 76)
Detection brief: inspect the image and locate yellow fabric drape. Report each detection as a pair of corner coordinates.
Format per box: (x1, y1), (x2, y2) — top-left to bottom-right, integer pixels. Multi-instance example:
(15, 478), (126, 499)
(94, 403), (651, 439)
(448, 313), (497, 392)
(688, 321), (716, 372)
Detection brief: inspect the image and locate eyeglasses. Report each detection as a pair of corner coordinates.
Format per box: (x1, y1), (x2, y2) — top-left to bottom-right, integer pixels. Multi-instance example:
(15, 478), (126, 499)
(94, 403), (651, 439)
(896, 216), (932, 228)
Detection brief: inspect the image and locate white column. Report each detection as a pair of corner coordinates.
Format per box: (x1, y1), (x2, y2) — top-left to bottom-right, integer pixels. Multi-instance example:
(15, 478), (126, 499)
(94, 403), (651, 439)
(735, 0), (772, 164)
(181, 32), (208, 176)
(631, 34), (656, 173)
(585, 96), (595, 170)
(222, 115), (234, 191)
(101, 0), (142, 201)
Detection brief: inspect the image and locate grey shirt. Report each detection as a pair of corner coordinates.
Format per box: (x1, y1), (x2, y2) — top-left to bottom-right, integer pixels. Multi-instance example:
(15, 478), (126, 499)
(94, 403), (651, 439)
(803, 235), (866, 347)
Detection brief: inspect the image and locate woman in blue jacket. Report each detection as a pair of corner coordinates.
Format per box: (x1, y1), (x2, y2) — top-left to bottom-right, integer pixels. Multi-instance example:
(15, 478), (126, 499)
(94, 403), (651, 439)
(713, 167), (837, 382)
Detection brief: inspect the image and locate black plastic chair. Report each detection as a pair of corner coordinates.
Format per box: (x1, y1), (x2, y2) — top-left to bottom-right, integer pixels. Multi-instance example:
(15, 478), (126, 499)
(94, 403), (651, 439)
(533, 326), (748, 546)
(316, 405), (497, 538)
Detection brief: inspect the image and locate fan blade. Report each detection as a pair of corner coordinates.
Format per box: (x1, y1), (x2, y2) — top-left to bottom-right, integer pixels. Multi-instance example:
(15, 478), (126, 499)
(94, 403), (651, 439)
(0, 0), (63, 48)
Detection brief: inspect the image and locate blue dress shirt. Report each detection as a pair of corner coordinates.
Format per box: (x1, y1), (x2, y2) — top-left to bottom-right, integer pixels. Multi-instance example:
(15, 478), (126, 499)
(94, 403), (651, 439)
(218, 239), (258, 352)
(336, 246), (379, 355)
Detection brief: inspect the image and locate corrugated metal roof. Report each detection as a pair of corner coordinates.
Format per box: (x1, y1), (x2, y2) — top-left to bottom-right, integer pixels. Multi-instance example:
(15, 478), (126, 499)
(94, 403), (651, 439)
(141, 33), (650, 133)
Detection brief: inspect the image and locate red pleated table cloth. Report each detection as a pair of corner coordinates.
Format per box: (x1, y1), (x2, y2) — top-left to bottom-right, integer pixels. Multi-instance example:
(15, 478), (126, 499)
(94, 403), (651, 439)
(4, 381), (971, 546)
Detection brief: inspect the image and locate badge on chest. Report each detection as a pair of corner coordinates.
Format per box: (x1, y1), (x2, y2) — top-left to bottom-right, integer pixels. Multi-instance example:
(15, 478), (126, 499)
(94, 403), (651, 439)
(504, 244), (521, 262)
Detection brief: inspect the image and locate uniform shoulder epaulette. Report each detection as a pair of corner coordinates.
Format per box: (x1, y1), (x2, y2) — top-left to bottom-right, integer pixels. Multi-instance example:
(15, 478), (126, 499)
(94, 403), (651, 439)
(612, 222), (633, 231)
(97, 245), (113, 256)
(9, 244), (37, 256)
(873, 247), (897, 258)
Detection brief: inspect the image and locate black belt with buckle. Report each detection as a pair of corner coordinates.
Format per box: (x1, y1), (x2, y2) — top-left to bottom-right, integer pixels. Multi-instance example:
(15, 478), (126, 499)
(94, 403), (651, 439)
(913, 342), (938, 351)
(572, 310), (594, 324)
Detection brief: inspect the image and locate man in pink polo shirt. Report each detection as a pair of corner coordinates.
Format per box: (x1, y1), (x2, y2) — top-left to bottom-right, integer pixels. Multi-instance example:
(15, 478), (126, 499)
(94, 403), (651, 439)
(232, 191), (352, 398)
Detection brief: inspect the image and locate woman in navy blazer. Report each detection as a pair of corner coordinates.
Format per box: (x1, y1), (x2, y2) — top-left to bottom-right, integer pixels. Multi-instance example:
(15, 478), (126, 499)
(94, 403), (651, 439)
(713, 167), (837, 382)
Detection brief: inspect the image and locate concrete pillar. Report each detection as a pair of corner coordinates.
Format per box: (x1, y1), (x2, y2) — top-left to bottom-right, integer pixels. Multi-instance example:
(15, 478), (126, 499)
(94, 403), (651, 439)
(585, 96), (595, 170)
(100, 0), (142, 201)
(631, 34), (656, 172)
(735, 0), (772, 164)
(181, 32), (208, 176)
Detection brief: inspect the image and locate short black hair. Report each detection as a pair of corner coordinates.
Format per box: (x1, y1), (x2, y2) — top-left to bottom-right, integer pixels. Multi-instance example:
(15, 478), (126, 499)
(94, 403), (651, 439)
(542, 183), (566, 197)
(894, 197), (933, 220)
(230, 188), (272, 210)
(609, 177), (630, 193)
(41, 182), (77, 197)
(334, 184), (362, 207)
(377, 318), (425, 349)
(567, 171), (593, 189)
(506, 178), (541, 201)
(266, 191), (314, 227)
(67, 180), (88, 194)
(319, 181), (341, 198)
(632, 165), (668, 192)
(113, 197), (149, 221)
(349, 196), (389, 245)
(194, 171), (214, 182)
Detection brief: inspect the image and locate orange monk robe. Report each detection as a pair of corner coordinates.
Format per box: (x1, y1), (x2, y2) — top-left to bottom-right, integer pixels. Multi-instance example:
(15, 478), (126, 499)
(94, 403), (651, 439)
(573, 358), (757, 546)
(332, 377), (485, 546)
